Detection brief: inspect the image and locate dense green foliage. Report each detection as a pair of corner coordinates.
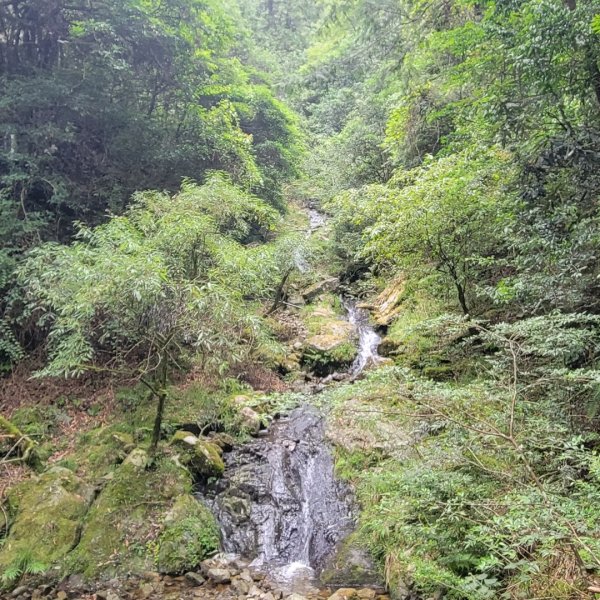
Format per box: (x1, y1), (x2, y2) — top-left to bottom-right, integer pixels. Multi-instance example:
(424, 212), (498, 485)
(0, 0), (302, 297)
(283, 0), (600, 596)
(3, 0), (600, 597)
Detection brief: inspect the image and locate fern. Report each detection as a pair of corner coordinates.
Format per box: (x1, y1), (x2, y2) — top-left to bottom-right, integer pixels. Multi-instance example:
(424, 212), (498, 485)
(0, 550), (47, 586)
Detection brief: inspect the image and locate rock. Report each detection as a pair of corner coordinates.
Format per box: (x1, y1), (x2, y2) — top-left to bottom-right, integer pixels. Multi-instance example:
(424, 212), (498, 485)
(0, 467), (94, 572)
(11, 586), (29, 597)
(261, 593), (276, 600)
(372, 276), (405, 326)
(55, 593), (68, 600)
(232, 578), (251, 595)
(239, 406), (261, 435)
(171, 432), (225, 477)
(328, 589), (358, 600)
(207, 568), (232, 584)
(287, 594), (308, 600)
(320, 536), (383, 588)
(137, 582), (155, 599)
(157, 495), (220, 574)
(185, 572), (206, 586)
(301, 277), (339, 302)
(357, 590), (377, 600)
(301, 299), (358, 376)
(288, 294), (305, 307)
(194, 441), (225, 476)
(123, 448), (148, 470)
(172, 431), (200, 446)
(209, 432), (236, 451)
(240, 569), (254, 583)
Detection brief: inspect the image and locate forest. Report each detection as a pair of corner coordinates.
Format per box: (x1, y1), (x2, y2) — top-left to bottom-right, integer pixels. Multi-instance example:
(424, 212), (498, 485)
(1, 0), (600, 599)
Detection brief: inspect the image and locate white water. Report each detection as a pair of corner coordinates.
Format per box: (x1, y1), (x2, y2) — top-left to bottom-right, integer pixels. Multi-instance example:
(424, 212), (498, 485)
(344, 298), (383, 375)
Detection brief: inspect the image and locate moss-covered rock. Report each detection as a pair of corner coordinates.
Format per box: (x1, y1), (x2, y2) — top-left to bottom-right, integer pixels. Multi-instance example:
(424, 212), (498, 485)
(170, 432), (224, 478)
(0, 467), (94, 572)
(156, 494), (220, 574)
(61, 426), (135, 481)
(66, 457), (190, 578)
(301, 296), (358, 375)
(320, 534), (383, 588)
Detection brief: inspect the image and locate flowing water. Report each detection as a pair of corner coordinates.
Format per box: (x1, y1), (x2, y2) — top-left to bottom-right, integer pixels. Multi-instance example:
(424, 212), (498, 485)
(344, 298), (383, 375)
(199, 405), (356, 592)
(197, 204), (384, 593)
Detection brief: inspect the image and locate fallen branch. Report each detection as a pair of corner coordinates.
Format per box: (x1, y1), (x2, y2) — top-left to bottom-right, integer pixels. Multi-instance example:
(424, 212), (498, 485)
(0, 415), (37, 464)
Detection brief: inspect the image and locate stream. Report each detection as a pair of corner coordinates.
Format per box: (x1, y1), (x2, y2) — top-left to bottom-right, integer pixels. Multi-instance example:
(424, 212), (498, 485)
(197, 204), (383, 594)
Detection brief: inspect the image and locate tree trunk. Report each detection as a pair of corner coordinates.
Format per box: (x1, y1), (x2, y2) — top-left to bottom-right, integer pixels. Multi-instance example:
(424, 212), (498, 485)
(267, 267), (293, 314)
(151, 389), (167, 453)
(150, 358), (168, 453)
(455, 281), (470, 315)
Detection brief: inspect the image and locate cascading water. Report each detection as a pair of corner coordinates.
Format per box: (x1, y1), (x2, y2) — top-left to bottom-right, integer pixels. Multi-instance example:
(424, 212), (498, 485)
(197, 204), (384, 593)
(199, 406), (356, 591)
(343, 298), (383, 375)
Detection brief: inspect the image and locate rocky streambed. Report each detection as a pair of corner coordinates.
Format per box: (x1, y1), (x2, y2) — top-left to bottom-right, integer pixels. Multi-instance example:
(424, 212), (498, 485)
(197, 405), (358, 594)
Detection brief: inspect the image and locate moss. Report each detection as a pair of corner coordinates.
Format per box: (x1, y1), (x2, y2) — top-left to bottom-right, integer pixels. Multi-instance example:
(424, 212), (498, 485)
(300, 295), (358, 375)
(0, 467), (94, 572)
(156, 495), (220, 573)
(66, 456), (191, 579)
(170, 431), (224, 478)
(61, 425), (135, 480)
(10, 406), (67, 439)
(320, 533), (382, 587)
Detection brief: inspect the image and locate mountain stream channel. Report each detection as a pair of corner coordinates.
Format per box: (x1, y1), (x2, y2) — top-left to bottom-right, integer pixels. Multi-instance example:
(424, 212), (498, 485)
(193, 206), (389, 600)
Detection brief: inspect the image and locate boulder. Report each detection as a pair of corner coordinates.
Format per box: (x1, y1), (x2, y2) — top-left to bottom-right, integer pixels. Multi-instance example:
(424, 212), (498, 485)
(123, 448), (148, 470)
(239, 406), (261, 435)
(170, 431), (224, 477)
(328, 589), (358, 600)
(157, 495), (220, 574)
(0, 467), (94, 571)
(206, 568), (232, 584)
(320, 536), (383, 588)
